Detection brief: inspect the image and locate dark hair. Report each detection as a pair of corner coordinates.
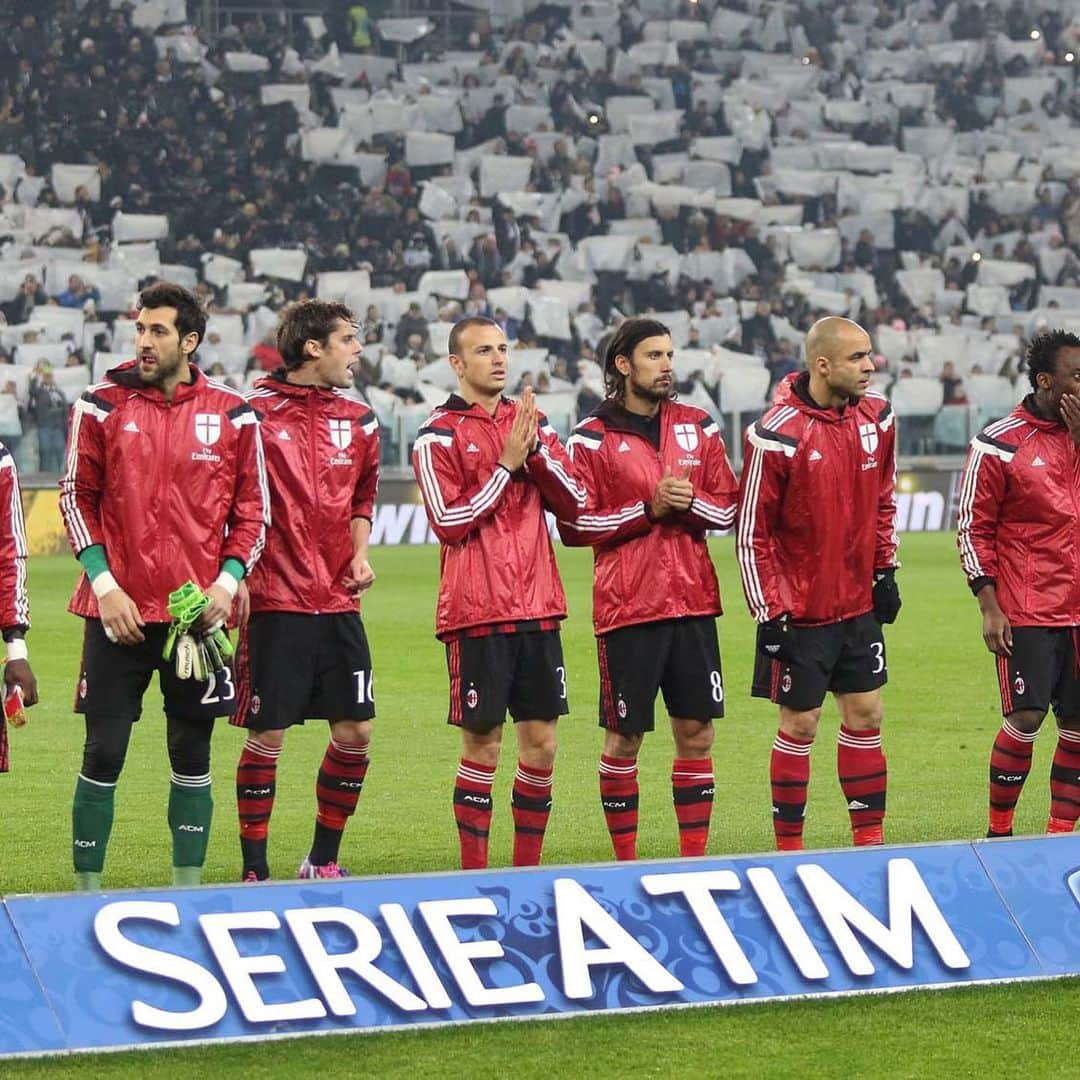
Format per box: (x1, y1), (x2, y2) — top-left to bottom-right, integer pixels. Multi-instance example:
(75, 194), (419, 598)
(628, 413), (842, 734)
(137, 281), (207, 350)
(277, 300), (355, 369)
(603, 317), (671, 401)
(1026, 328), (1080, 390)
(448, 316), (502, 358)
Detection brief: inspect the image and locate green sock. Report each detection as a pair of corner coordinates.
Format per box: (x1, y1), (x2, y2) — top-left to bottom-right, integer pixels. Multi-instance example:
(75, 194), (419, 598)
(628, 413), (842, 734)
(169, 777), (213, 880)
(72, 774), (116, 875)
(74, 871), (103, 891)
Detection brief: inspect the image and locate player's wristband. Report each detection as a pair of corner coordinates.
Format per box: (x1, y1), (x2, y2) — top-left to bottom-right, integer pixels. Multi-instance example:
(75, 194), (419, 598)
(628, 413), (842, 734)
(5, 638), (27, 662)
(213, 571), (239, 600)
(91, 571), (121, 600)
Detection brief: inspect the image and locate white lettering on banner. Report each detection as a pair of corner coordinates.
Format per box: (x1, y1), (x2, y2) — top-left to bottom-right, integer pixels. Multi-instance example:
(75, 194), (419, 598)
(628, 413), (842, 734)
(640, 871), (757, 985)
(283, 907), (429, 1014)
(895, 491), (945, 532)
(88, 858), (969, 1032)
(797, 859), (970, 974)
(370, 504), (415, 545)
(554, 878), (684, 1000)
(93, 902), (228, 1032)
(745, 867), (829, 980)
(418, 898), (545, 1007)
(199, 911), (326, 1024)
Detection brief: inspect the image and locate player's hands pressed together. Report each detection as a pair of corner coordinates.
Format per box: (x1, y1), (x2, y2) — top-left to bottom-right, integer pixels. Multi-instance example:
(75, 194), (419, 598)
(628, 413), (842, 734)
(1060, 392), (1080, 445)
(345, 553), (376, 600)
(649, 465), (693, 519)
(756, 612), (797, 662)
(196, 584), (233, 635)
(498, 386), (539, 473)
(98, 586), (146, 645)
(5, 657), (38, 708)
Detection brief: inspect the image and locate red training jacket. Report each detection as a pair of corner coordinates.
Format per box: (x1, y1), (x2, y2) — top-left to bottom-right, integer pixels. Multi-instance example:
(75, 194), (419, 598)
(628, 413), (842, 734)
(245, 373), (379, 614)
(412, 394), (586, 640)
(558, 399), (738, 635)
(737, 372), (898, 626)
(957, 398), (1080, 625)
(61, 362), (269, 622)
(0, 441), (29, 634)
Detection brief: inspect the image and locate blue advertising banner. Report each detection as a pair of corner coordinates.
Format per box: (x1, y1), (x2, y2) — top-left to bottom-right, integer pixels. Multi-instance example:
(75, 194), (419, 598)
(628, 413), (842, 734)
(1, 837), (1079, 1058)
(0, 905), (64, 1056)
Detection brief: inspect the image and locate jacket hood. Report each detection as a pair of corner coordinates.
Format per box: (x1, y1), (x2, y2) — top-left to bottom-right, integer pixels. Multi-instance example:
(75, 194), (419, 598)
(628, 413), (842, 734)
(106, 360), (207, 401)
(772, 370), (856, 424)
(1016, 394), (1068, 432)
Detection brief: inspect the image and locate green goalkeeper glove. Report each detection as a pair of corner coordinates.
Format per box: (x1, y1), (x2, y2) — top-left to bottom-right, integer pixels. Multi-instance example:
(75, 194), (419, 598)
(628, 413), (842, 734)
(163, 581), (235, 677)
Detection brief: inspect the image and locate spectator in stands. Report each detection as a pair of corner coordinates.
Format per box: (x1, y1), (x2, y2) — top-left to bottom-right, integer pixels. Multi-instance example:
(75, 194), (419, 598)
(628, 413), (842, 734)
(28, 361), (68, 472)
(394, 302), (428, 356)
(6, 274), (49, 324)
(56, 274), (100, 310)
(940, 361), (968, 404)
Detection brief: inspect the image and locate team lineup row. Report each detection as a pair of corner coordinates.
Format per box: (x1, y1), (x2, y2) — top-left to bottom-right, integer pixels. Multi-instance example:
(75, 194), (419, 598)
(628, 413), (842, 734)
(0, 283), (1076, 888)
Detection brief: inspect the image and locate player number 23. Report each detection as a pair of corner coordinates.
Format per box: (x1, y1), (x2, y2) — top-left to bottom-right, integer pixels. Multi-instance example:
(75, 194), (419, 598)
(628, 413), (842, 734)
(200, 667), (236, 706)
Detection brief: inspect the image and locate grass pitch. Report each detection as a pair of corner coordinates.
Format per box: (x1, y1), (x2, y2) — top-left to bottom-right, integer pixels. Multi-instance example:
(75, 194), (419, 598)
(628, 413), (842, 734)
(2, 534), (1078, 1077)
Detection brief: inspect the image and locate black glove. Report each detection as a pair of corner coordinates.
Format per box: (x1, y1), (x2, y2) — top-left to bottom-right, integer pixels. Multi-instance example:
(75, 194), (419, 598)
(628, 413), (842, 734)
(756, 613), (796, 662)
(872, 568), (901, 625)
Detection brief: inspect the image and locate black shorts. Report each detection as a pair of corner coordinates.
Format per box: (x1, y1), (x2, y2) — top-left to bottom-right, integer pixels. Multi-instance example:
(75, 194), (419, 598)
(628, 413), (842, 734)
(598, 617), (725, 734)
(751, 612), (887, 712)
(74, 618), (237, 722)
(236, 611), (375, 731)
(446, 629), (568, 733)
(995, 626), (1080, 719)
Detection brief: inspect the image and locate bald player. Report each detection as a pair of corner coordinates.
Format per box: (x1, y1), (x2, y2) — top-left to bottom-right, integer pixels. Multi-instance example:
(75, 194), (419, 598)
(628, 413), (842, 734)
(736, 317), (900, 850)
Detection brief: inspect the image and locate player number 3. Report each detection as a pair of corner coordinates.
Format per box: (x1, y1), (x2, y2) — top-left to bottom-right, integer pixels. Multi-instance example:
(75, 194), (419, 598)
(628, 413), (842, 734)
(870, 642), (885, 675)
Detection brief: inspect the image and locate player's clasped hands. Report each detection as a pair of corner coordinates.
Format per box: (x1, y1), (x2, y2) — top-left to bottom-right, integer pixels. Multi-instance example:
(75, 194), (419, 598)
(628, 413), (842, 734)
(498, 386), (539, 473)
(196, 584), (233, 635)
(650, 465), (693, 519)
(98, 586), (146, 646)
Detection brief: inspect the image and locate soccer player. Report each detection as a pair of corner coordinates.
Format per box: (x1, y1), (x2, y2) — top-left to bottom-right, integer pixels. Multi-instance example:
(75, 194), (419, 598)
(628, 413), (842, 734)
(60, 282), (268, 890)
(234, 300), (379, 881)
(0, 438), (37, 774)
(558, 318), (738, 860)
(412, 316), (586, 870)
(737, 316), (900, 851)
(957, 329), (1080, 837)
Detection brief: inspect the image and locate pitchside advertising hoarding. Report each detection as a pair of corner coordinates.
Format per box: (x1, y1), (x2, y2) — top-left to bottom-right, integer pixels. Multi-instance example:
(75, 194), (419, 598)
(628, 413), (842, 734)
(1, 836), (1079, 1058)
(20, 469), (962, 556)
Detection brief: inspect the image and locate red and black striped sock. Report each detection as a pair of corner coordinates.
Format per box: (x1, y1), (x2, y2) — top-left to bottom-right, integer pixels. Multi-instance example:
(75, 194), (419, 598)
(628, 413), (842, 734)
(988, 719), (1037, 836)
(672, 757), (714, 856)
(838, 725), (887, 846)
(599, 754), (639, 860)
(771, 731), (812, 851)
(454, 758), (495, 869)
(1048, 727), (1080, 834)
(310, 738), (369, 865)
(237, 736), (281, 877)
(511, 761), (553, 866)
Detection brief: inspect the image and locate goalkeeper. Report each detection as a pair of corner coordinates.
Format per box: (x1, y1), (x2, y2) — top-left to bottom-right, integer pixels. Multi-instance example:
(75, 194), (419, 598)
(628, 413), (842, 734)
(59, 282), (269, 891)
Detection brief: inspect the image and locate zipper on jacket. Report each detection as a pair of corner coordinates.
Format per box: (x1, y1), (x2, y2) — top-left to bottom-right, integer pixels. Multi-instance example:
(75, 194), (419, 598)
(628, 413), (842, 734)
(308, 392), (324, 613)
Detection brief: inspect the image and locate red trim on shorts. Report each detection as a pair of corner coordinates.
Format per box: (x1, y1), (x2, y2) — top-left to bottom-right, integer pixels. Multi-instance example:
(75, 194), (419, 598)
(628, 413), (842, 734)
(448, 639), (463, 727)
(997, 653), (1013, 715)
(230, 623), (252, 728)
(598, 636), (617, 730)
(440, 618), (561, 643)
(770, 658), (782, 704)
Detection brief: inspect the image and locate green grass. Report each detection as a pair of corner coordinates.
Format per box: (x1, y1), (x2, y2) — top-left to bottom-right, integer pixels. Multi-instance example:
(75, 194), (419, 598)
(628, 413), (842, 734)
(3, 534), (1078, 1076)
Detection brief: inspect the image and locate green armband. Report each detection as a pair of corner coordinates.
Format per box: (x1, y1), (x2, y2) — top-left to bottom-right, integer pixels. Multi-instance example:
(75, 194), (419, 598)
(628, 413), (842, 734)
(77, 544), (110, 581)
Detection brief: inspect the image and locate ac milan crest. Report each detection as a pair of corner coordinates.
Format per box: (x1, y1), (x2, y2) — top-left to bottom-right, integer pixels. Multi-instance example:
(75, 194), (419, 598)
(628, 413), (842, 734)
(673, 423), (699, 453)
(328, 418), (353, 451)
(1014, 676), (1026, 696)
(250, 694), (261, 715)
(194, 413), (221, 446)
(466, 687), (479, 709)
(617, 697), (628, 719)
(859, 422), (878, 455)
(781, 673), (793, 694)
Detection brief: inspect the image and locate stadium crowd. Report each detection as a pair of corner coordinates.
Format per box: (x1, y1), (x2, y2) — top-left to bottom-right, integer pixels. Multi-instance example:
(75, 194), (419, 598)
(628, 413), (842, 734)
(0, 0), (1079, 470)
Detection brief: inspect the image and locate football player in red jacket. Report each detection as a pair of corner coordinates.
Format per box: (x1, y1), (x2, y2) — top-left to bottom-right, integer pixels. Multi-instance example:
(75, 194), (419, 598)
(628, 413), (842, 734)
(60, 282), (268, 890)
(958, 329), (1080, 837)
(0, 438), (37, 774)
(413, 317), (586, 870)
(233, 300), (380, 881)
(559, 318), (738, 860)
(737, 317), (900, 851)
